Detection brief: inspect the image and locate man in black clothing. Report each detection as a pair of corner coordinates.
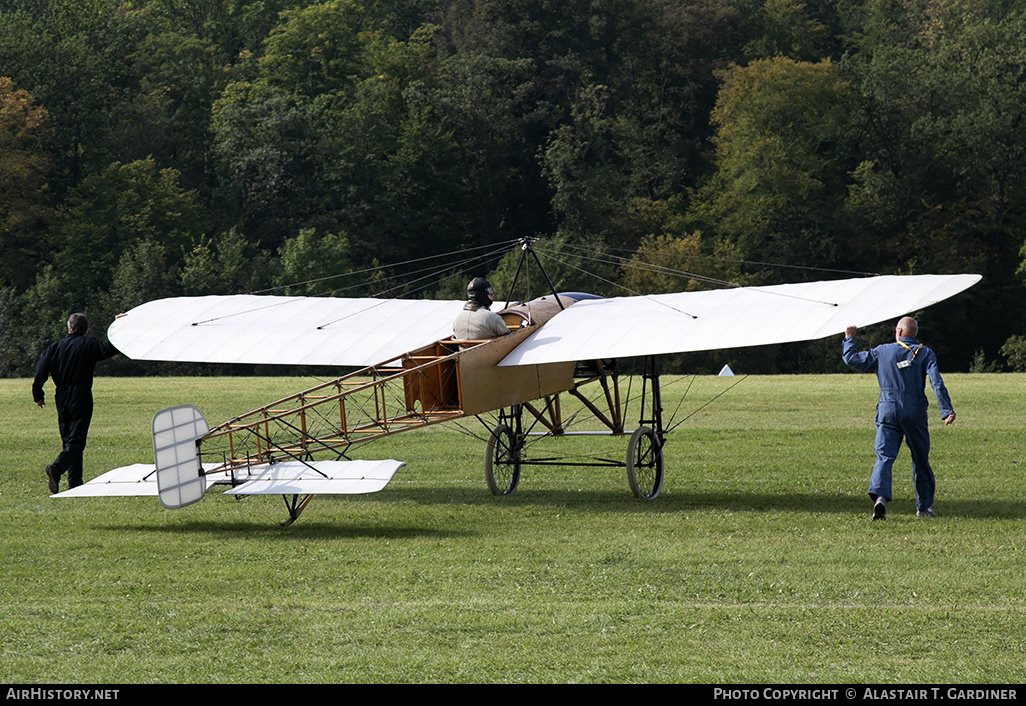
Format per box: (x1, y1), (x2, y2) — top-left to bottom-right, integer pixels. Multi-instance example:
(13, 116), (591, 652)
(32, 313), (118, 493)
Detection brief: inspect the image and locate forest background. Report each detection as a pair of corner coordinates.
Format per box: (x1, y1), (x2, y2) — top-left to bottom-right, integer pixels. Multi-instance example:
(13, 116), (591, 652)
(2, 0), (1025, 378)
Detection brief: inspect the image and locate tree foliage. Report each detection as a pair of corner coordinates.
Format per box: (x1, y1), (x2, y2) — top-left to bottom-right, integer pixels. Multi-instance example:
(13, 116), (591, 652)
(691, 57), (855, 277)
(0, 77), (52, 289)
(1, 0), (1025, 376)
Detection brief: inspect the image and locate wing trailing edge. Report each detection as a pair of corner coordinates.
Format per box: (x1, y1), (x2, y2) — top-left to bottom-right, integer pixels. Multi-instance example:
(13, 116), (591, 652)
(498, 274), (982, 366)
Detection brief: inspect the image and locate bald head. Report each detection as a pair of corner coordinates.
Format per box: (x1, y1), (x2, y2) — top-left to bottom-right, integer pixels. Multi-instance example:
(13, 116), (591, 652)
(896, 317), (918, 340)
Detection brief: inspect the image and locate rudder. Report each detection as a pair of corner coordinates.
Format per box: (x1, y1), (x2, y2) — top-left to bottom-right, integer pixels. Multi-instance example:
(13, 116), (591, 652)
(152, 405), (209, 509)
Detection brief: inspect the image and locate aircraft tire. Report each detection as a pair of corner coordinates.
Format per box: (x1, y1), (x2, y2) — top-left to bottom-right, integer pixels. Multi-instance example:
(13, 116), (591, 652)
(626, 426), (663, 500)
(484, 423), (521, 496)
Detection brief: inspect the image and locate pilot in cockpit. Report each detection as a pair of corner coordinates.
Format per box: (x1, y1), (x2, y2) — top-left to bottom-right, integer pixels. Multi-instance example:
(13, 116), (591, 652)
(453, 277), (511, 340)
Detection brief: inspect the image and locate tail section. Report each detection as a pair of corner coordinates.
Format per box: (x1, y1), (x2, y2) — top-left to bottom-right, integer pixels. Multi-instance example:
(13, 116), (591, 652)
(152, 405), (209, 509)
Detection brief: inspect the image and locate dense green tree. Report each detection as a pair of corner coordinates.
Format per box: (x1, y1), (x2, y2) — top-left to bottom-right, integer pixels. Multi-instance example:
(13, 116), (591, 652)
(211, 79), (318, 248)
(0, 285), (20, 376)
(15, 265), (78, 375)
(840, 2), (1026, 275)
(98, 239), (180, 319)
(0, 1), (141, 190)
(51, 158), (207, 303)
(275, 228), (356, 295)
(2, 0), (1026, 375)
(743, 0), (832, 62)
(179, 228), (278, 295)
(542, 84), (627, 237)
(532, 0), (755, 248)
(209, 1), (443, 258)
(620, 230), (749, 295)
(413, 50), (554, 247)
(135, 0), (313, 63)
(258, 0), (378, 96)
(688, 57), (855, 279)
(840, 1), (1026, 365)
(0, 77), (52, 289)
(115, 22), (224, 191)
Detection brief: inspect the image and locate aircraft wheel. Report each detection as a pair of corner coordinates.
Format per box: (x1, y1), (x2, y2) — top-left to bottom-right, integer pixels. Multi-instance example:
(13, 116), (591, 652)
(626, 426), (663, 500)
(484, 423), (521, 496)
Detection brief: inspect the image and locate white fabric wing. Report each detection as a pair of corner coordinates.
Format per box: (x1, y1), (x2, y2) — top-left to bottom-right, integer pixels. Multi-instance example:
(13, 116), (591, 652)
(108, 295), (465, 367)
(499, 274), (981, 366)
(51, 462), (221, 497)
(52, 464), (161, 497)
(107, 275), (979, 369)
(53, 460), (404, 498)
(222, 459), (404, 496)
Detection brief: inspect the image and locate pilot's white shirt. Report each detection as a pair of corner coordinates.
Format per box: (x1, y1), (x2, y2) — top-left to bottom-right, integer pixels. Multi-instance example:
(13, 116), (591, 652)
(453, 306), (510, 340)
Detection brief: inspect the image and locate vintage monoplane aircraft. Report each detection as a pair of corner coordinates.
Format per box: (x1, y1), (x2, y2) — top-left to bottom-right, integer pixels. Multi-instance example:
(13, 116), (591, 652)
(52, 241), (981, 524)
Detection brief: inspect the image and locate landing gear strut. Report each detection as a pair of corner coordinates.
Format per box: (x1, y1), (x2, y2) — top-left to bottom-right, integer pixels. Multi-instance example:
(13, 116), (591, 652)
(480, 355), (667, 500)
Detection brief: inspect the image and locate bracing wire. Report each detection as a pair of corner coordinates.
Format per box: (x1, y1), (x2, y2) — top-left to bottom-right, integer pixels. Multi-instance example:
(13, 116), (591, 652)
(315, 243), (513, 329)
(665, 375), (750, 433)
(528, 248), (700, 319)
(532, 239), (743, 291)
(530, 240), (853, 309)
(189, 240), (517, 327)
(522, 239), (766, 436)
(249, 239), (519, 298)
(543, 238), (882, 280)
(197, 236), (850, 444)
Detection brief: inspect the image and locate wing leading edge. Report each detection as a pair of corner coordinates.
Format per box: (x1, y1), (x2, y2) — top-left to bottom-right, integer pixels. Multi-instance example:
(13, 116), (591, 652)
(108, 295), (464, 367)
(499, 274), (981, 366)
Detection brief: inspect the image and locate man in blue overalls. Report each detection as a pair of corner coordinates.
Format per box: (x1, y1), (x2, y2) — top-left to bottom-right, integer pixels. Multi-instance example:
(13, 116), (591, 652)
(842, 317), (956, 520)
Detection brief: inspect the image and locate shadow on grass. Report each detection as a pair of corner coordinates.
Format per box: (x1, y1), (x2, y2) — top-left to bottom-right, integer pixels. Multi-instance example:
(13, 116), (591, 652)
(81, 488), (1024, 537)
(375, 486), (1026, 520)
(97, 518), (477, 540)
(386, 487), (871, 515)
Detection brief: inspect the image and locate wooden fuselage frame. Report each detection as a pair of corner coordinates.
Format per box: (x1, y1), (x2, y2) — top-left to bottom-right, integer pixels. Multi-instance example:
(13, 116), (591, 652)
(196, 295), (610, 474)
(403, 295), (575, 417)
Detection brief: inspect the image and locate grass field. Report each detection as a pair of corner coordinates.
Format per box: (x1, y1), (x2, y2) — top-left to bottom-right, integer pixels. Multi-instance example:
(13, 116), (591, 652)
(2, 373), (1024, 683)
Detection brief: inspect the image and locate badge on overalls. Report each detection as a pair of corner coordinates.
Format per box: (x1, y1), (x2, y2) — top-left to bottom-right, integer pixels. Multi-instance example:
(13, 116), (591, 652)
(896, 341), (921, 370)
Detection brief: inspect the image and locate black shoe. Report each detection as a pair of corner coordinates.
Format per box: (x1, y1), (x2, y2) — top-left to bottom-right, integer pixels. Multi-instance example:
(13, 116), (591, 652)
(872, 499), (886, 521)
(45, 465), (59, 494)
(916, 507), (935, 518)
